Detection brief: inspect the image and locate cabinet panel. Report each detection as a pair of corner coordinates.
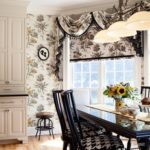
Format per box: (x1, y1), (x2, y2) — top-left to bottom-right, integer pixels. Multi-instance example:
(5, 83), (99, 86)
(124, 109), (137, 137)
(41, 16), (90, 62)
(8, 108), (25, 137)
(0, 53), (7, 84)
(0, 17), (7, 84)
(0, 109), (7, 138)
(0, 97), (25, 107)
(8, 18), (24, 51)
(0, 17), (7, 51)
(8, 52), (24, 84)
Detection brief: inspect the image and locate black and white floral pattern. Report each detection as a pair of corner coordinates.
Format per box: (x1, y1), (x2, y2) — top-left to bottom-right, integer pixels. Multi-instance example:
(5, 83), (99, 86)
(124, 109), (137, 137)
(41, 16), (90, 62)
(26, 14), (62, 127)
(70, 25), (135, 61)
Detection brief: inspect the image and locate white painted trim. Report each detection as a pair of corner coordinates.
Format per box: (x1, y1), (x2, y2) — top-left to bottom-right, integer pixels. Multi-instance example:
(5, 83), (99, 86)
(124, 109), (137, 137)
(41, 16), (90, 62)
(27, 0), (141, 15)
(63, 37), (70, 90)
(144, 31), (150, 86)
(134, 56), (142, 88)
(27, 3), (113, 15)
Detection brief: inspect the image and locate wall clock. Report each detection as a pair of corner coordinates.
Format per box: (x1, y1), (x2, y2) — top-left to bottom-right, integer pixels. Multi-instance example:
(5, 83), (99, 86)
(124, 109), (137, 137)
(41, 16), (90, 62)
(38, 47), (49, 61)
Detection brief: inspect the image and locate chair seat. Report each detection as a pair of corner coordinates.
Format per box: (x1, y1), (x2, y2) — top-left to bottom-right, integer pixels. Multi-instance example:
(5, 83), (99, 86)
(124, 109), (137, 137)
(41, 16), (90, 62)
(63, 122), (106, 139)
(81, 135), (124, 150)
(80, 122), (106, 138)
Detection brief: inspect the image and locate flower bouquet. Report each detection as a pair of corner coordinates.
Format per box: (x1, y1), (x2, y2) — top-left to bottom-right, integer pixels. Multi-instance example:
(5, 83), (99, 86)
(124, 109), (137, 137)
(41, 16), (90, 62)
(103, 82), (139, 111)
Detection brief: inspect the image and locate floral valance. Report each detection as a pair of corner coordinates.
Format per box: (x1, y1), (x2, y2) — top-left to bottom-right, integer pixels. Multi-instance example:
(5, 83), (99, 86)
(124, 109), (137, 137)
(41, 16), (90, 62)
(70, 25), (136, 61)
(57, 13), (93, 37)
(57, 0), (150, 37)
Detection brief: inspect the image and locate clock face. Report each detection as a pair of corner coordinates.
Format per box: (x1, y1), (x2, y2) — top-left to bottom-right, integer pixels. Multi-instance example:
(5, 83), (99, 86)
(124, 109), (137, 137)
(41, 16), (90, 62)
(38, 47), (49, 61)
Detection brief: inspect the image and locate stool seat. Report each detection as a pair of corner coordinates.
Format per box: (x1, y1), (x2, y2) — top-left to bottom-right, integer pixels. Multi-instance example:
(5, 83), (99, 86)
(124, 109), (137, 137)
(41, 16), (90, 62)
(36, 112), (53, 119)
(35, 111), (54, 140)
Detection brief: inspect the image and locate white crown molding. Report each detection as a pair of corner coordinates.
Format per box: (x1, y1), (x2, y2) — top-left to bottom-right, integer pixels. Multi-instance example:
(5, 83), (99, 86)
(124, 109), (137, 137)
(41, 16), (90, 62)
(27, 3), (116, 15)
(27, 0), (141, 15)
(27, 6), (62, 16)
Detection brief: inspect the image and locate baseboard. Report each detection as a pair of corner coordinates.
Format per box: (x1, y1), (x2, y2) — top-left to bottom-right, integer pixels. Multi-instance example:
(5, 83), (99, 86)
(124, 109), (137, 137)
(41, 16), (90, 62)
(27, 124), (61, 136)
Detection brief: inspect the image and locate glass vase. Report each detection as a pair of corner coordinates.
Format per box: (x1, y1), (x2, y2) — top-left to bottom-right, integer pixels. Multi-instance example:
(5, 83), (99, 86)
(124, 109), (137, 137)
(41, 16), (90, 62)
(115, 98), (125, 112)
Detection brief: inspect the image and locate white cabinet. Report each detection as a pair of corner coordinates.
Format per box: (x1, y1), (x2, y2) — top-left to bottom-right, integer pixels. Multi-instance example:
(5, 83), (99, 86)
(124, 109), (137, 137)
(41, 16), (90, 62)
(0, 109), (7, 138)
(0, 96), (27, 143)
(0, 17), (7, 85)
(8, 108), (25, 137)
(0, 16), (25, 90)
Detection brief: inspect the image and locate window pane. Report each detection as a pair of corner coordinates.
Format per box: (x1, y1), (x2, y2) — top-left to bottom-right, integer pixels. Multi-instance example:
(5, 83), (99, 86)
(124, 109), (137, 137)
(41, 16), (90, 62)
(125, 71), (133, 81)
(115, 72), (124, 83)
(83, 62), (89, 72)
(115, 60), (123, 71)
(73, 73), (81, 81)
(82, 73), (90, 88)
(91, 73), (99, 88)
(91, 61), (99, 72)
(105, 60), (114, 71)
(106, 72), (114, 85)
(73, 81), (81, 88)
(74, 63), (81, 72)
(91, 90), (98, 104)
(125, 59), (133, 70)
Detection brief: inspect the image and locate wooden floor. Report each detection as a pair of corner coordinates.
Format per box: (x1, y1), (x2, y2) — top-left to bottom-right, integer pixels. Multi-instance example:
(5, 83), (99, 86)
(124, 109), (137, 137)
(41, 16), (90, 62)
(0, 135), (139, 150)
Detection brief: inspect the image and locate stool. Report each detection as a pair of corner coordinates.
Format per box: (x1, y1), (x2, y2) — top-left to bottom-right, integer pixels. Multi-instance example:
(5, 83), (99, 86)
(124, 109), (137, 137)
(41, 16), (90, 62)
(35, 112), (54, 140)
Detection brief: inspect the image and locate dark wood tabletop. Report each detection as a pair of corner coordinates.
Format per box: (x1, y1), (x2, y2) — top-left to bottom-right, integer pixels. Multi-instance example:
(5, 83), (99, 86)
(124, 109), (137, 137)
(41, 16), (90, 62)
(77, 105), (150, 150)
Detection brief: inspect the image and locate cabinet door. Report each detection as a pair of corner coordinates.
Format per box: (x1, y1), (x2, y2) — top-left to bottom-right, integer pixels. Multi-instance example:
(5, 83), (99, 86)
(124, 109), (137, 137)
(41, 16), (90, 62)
(0, 17), (7, 84)
(8, 108), (25, 137)
(0, 109), (7, 138)
(7, 17), (25, 85)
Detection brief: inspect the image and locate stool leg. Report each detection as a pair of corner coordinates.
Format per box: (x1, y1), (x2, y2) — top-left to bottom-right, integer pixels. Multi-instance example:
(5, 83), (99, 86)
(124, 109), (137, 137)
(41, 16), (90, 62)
(38, 119), (43, 140)
(48, 119), (52, 137)
(50, 119), (54, 139)
(48, 118), (54, 139)
(35, 118), (41, 137)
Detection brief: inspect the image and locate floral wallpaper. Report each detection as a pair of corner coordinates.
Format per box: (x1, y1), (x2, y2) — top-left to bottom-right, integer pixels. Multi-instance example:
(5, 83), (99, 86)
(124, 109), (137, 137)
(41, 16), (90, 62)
(70, 25), (136, 60)
(26, 14), (62, 127)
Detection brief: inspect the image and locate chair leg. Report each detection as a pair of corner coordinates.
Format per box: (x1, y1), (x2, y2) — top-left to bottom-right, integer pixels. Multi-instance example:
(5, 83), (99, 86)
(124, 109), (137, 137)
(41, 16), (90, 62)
(63, 141), (68, 150)
(70, 143), (78, 150)
(127, 138), (131, 150)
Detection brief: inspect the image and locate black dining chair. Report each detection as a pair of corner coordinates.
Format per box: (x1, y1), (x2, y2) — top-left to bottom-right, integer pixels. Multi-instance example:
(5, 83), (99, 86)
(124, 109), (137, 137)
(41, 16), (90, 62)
(139, 86), (150, 113)
(65, 89), (106, 137)
(52, 90), (106, 149)
(53, 90), (72, 150)
(61, 90), (125, 150)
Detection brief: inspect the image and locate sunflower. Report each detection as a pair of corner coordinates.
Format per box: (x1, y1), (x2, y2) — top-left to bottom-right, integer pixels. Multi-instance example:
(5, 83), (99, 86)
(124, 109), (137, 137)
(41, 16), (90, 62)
(111, 86), (117, 92)
(108, 91), (114, 97)
(117, 86), (126, 96)
(116, 101), (125, 108)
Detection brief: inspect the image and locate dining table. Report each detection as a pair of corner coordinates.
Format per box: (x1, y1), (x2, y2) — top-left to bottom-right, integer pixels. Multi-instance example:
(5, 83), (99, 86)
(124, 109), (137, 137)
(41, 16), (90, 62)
(77, 104), (150, 150)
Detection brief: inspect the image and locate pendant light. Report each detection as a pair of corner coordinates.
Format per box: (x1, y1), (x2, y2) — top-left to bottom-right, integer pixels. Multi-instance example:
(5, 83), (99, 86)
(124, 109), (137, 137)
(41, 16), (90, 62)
(107, 21), (137, 37)
(126, 11), (150, 31)
(94, 30), (120, 43)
